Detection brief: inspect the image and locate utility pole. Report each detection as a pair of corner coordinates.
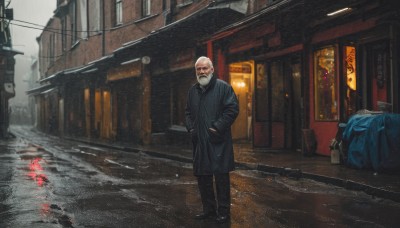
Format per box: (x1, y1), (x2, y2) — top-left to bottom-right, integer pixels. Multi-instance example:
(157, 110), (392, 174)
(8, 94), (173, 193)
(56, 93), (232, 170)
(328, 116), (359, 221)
(0, 0), (21, 138)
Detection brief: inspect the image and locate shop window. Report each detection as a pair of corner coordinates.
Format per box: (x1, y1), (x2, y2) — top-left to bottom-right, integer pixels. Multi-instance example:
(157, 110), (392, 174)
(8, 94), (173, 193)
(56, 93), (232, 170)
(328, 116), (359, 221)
(368, 42), (390, 110)
(314, 46), (338, 121)
(344, 46), (357, 118)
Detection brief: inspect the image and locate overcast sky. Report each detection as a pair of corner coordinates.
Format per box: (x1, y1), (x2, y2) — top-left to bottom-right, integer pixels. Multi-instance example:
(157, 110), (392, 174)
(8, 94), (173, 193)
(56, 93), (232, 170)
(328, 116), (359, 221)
(8, 0), (56, 106)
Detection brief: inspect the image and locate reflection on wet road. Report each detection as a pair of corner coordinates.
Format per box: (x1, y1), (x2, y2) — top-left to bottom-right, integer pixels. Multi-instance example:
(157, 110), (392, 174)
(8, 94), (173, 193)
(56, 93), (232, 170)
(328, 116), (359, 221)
(1, 140), (74, 227)
(0, 126), (399, 227)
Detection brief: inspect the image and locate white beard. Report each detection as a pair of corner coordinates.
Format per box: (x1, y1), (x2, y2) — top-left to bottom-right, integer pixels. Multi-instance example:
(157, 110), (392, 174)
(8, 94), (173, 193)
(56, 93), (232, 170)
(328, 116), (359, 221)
(197, 73), (212, 87)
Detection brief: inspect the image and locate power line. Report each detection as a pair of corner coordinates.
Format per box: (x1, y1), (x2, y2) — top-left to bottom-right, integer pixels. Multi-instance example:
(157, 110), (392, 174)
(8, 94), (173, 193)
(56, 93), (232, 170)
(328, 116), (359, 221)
(10, 18), (48, 30)
(4, 16), (127, 34)
(9, 23), (78, 59)
(4, 16), (148, 59)
(10, 22), (104, 43)
(6, 14), (151, 35)
(10, 22), (62, 35)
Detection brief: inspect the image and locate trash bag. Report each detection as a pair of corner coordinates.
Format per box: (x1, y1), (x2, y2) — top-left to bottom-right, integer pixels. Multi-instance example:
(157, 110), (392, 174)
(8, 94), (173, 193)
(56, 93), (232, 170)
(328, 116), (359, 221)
(342, 113), (400, 171)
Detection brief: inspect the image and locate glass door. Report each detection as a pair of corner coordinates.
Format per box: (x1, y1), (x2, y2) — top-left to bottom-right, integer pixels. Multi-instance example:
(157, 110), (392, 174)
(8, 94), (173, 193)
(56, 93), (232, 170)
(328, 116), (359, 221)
(253, 56), (302, 149)
(229, 61), (254, 142)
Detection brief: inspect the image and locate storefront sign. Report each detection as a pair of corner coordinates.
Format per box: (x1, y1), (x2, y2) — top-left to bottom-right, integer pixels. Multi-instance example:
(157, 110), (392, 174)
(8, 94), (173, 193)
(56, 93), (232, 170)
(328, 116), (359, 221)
(107, 59), (141, 81)
(229, 64), (252, 74)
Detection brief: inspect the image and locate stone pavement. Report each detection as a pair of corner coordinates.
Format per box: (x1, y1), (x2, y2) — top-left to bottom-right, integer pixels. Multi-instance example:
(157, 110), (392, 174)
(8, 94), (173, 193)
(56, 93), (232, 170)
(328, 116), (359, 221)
(68, 137), (400, 203)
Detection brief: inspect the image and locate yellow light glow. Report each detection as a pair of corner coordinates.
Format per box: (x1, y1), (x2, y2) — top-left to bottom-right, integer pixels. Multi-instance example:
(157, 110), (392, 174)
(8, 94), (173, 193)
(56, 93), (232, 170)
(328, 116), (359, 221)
(233, 80), (246, 88)
(346, 46), (356, 90)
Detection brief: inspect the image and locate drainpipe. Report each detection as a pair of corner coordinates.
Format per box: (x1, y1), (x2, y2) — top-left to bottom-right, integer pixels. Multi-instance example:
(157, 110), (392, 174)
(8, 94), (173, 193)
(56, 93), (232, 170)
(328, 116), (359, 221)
(102, 0), (105, 56)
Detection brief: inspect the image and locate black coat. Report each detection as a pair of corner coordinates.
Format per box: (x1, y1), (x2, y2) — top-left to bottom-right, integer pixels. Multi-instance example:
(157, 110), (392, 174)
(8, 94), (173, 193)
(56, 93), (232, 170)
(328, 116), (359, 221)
(185, 75), (239, 175)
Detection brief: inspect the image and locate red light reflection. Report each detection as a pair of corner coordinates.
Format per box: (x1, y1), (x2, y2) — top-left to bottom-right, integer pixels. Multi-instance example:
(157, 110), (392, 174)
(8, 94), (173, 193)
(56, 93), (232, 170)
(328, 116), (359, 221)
(28, 158), (48, 187)
(40, 203), (50, 216)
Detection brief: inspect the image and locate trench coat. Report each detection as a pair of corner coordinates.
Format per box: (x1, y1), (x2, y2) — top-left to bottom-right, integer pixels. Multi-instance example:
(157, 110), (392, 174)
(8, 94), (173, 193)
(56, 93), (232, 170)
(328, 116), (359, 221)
(185, 75), (239, 175)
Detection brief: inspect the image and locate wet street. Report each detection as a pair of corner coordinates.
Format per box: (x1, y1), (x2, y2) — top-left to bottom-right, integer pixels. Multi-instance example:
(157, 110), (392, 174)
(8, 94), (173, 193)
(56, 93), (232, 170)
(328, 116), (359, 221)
(0, 126), (399, 227)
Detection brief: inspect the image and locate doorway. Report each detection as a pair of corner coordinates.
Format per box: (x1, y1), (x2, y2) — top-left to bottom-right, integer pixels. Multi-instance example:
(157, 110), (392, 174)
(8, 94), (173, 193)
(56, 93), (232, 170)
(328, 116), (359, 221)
(253, 56), (302, 149)
(94, 88), (113, 140)
(229, 61), (254, 142)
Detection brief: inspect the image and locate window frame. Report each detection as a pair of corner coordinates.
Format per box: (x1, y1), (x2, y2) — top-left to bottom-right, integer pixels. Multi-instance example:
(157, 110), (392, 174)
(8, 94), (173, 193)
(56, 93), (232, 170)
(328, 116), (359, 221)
(70, 0), (77, 45)
(343, 45), (357, 119)
(115, 0), (123, 25)
(61, 17), (67, 51)
(313, 45), (338, 121)
(142, 0), (151, 17)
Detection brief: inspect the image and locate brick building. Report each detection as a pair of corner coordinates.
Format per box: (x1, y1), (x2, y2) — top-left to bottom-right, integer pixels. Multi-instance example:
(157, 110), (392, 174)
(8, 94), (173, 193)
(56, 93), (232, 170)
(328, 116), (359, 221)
(30, 0), (399, 155)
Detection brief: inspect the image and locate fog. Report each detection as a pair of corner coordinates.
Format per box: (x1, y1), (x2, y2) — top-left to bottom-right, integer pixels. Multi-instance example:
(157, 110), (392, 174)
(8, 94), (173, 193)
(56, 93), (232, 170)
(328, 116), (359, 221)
(8, 0), (56, 124)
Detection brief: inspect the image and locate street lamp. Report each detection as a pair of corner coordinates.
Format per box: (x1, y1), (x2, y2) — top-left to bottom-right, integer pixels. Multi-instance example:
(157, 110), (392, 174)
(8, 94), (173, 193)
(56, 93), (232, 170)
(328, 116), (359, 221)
(141, 56), (151, 65)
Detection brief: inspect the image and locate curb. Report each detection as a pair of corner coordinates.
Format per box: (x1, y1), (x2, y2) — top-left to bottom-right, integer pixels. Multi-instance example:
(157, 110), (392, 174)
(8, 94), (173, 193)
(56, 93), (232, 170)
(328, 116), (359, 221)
(66, 137), (400, 203)
(255, 163), (400, 203)
(300, 171), (400, 203)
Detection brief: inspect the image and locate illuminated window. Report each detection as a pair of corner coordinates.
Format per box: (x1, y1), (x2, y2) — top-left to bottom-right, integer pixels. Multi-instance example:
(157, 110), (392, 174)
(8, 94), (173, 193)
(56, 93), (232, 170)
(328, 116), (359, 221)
(344, 46), (357, 118)
(314, 46), (338, 121)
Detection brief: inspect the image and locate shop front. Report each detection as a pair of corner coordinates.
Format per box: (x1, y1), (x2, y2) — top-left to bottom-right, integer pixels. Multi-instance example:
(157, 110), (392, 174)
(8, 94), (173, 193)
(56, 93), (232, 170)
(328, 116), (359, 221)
(229, 62), (254, 142)
(252, 54), (303, 149)
(309, 45), (344, 155)
(151, 48), (197, 145)
(208, 49), (304, 150)
(107, 59), (143, 143)
(65, 79), (86, 138)
(309, 22), (398, 155)
(206, 0), (305, 150)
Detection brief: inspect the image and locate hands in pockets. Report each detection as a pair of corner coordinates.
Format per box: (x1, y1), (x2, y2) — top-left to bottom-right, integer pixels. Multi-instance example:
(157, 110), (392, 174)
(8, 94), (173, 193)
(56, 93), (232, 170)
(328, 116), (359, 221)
(208, 128), (224, 144)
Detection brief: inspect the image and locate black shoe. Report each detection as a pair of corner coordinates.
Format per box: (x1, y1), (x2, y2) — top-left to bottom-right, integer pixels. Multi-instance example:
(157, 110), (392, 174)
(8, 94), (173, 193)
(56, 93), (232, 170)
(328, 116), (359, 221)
(215, 215), (230, 223)
(194, 211), (217, 220)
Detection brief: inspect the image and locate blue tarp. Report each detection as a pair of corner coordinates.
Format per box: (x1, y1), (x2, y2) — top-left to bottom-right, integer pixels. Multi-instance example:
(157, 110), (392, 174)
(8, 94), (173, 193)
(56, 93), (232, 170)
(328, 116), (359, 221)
(342, 114), (400, 171)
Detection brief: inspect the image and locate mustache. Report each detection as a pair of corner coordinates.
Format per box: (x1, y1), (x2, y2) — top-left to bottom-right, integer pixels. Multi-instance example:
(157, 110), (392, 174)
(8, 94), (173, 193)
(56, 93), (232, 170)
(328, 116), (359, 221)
(197, 73), (209, 78)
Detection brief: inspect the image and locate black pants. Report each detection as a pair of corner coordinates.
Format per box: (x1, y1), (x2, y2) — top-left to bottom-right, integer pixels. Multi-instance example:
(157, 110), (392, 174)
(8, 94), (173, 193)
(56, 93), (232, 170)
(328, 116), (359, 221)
(197, 173), (230, 216)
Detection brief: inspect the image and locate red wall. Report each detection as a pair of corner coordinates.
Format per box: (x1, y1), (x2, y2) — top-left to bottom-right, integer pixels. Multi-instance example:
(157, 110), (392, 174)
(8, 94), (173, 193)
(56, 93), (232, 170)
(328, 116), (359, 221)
(310, 122), (337, 155)
(308, 47), (339, 156)
(308, 17), (378, 156)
